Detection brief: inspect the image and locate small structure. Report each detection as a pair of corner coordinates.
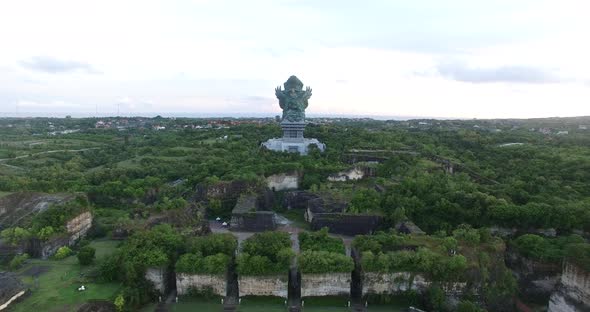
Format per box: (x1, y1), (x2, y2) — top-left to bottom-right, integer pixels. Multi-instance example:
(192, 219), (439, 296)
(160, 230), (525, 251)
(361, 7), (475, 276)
(395, 221), (425, 235)
(230, 195), (277, 231)
(262, 76), (326, 155)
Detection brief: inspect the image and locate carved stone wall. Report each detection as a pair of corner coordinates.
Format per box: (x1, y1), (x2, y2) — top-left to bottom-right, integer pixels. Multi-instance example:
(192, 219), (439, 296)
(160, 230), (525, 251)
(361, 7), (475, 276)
(301, 273), (350, 297)
(548, 262), (590, 312)
(176, 273), (226, 296)
(145, 267), (167, 295)
(266, 173), (299, 191)
(238, 275), (288, 298)
(66, 211), (93, 244)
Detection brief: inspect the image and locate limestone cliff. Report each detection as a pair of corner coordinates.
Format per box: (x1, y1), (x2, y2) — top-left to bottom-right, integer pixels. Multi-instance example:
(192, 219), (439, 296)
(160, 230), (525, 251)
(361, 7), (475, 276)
(548, 262), (590, 312)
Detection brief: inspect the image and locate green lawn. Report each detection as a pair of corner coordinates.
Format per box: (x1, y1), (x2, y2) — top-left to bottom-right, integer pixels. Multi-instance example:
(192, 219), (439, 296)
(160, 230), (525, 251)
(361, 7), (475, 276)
(141, 297), (406, 312)
(9, 240), (121, 312)
(0, 191), (13, 198)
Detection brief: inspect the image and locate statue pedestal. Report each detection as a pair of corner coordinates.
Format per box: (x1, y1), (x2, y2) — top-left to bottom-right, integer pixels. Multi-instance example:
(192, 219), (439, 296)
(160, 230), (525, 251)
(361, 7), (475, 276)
(262, 121), (325, 155)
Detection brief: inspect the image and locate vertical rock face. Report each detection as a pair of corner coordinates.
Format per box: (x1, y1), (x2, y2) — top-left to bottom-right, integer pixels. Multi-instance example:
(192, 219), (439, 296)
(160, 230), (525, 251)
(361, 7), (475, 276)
(327, 167), (365, 182)
(300, 273), (351, 297)
(505, 249), (561, 303)
(66, 211), (93, 244)
(176, 273), (226, 296)
(238, 276), (288, 298)
(145, 267), (167, 295)
(266, 173), (300, 191)
(548, 262), (590, 312)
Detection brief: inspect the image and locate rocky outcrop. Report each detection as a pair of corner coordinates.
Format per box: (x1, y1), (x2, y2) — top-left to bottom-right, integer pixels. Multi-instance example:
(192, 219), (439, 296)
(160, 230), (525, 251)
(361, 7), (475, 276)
(66, 211), (93, 244)
(328, 167), (365, 182)
(176, 273), (226, 296)
(0, 272), (26, 311)
(301, 273), (350, 297)
(230, 195), (277, 231)
(0, 192), (75, 230)
(145, 267), (167, 295)
(266, 173), (300, 191)
(283, 191), (318, 210)
(362, 272), (465, 296)
(505, 248), (561, 303)
(548, 262), (590, 312)
(238, 275), (288, 298)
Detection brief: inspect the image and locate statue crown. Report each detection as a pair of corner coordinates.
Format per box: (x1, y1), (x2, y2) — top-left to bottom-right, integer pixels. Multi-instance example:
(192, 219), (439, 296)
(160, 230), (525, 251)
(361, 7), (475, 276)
(284, 75), (304, 90)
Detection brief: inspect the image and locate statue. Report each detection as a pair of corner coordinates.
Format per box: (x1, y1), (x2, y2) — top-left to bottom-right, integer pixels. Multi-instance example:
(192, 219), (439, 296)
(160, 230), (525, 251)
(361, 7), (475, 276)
(262, 75), (325, 155)
(275, 75), (312, 122)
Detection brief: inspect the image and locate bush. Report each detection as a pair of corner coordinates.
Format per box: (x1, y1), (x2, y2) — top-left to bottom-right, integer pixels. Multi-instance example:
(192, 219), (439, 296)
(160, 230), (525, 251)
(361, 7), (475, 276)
(512, 234), (585, 263)
(352, 232), (406, 253)
(78, 246), (96, 265)
(241, 231), (292, 263)
(453, 224), (480, 245)
(0, 227), (31, 245)
(299, 228), (345, 254)
(236, 248), (294, 276)
(188, 233), (237, 257)
(54, 246), (73, 260)
(298, 250), (354, 273)
(176, 252), (230, 275)
(565, 243), (590, 271)
(9, 253), (29, 270)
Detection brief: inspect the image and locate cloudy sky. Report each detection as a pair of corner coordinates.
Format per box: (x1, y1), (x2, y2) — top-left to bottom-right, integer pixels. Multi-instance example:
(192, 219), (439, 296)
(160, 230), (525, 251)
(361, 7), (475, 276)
(1, 0), (589, 118)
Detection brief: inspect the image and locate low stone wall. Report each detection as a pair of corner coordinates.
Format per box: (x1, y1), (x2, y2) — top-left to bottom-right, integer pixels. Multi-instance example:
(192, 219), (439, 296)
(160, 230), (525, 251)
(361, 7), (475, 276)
(238, 275), (288, 298)
(301, 273), (350, 297)
(548, 262), (590, 312)
(145, 267), (167, 295)
(176, 273), (225, 296)
(363, 272), (429, 295)
(267, 173), (299, 191)
(362, 272), (465, 296)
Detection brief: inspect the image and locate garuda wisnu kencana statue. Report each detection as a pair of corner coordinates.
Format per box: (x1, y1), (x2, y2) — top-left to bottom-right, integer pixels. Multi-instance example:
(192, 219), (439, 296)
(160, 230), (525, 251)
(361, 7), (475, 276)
(275, 75), (312, 123)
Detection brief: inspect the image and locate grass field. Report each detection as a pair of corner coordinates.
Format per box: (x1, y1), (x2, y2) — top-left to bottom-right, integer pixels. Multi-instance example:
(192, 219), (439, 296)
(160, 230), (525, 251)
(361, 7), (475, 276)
(10, 240), (121, 312)
(140, 296), (406, 312)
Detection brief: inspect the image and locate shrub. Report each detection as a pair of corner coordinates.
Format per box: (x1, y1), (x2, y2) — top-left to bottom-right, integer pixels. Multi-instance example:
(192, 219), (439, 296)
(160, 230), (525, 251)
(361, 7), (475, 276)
(298, 250), (354, 273)
(299, 228), (345, 254)
(9, 253), (29, 270)
(236, 248), (294, 276)
(54, 246), (73, 260)
(564, 243), (590, 271)
(176, 252), (230, 275)
(78, 246), (96, 265)
(37, 226), (56, 241)
(188, 233), (237, 257)
(241, 231), (292, 263)
(453, 224), (480, 245)
(0, 227), (31, 245)
(353, 232), (406, 253)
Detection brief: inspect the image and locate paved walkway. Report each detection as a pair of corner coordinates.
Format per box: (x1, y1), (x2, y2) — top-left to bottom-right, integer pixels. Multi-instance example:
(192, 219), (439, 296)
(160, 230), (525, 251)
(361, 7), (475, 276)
(208, 216), (353, 255)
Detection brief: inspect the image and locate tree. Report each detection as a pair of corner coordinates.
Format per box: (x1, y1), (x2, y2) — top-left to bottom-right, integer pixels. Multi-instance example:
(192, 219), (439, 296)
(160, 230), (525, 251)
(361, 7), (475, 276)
(54, 246), (73, 260)
(37, 226), (55, 241)
(78, 246), (96, 265)
(0, 227), (30, 245)
(114, 293), (125, 312)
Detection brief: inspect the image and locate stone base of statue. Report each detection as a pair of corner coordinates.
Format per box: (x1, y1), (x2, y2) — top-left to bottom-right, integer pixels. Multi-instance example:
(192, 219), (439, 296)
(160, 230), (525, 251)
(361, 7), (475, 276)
(262, 121), (325, 155)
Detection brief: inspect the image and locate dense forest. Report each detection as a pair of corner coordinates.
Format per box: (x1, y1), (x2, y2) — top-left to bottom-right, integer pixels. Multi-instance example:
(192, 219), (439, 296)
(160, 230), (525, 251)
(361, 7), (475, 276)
(0, 116), (589, 311)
